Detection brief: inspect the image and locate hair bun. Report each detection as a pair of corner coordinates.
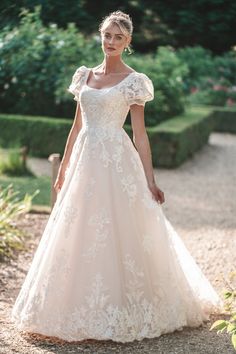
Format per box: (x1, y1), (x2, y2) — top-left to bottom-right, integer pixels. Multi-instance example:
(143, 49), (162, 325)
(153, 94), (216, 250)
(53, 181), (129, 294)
(111, 11), (130, 20)
(99, 10), (133, 37)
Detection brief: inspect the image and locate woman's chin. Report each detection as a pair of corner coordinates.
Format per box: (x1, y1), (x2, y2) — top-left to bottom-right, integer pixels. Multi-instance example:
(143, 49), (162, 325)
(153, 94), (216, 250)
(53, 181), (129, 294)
(104, 49), (120, 56)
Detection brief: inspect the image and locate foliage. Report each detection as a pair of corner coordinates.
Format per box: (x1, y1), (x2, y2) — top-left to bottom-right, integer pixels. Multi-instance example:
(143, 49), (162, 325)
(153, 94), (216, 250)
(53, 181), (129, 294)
(210, 271), (236, 351)
(126, 46), (188, 125)
(0, 7), (188, 125)
(207, 106), (236, 133)
(177, 47), (236, 107)
(125, 106), (214, 167)
(0, 114), (72, 157)
(1, 7), (235, 121)
(123, 48), (187, 124)
(0, 175), (50, 206)
(0, 6), (102, 118)
(0, 183), (39, 259)
(0, 146), (34, 176)
(1, 1), (236, 53)
(1, 105), (236, 167)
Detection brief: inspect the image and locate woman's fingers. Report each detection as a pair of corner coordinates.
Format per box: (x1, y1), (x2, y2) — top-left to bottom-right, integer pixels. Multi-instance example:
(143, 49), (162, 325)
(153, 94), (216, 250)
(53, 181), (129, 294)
(157, 189), (165, 204)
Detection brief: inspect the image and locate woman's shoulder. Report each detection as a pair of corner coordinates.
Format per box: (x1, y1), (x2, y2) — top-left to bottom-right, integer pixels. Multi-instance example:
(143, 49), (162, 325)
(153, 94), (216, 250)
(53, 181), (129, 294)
(130, 71), (153, 85)
(122, 65), (151, 81)
(73, 65), (89, 75)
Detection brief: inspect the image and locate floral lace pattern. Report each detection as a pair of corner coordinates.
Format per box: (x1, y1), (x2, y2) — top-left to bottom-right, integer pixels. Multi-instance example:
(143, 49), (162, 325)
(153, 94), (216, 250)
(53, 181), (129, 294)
(82, 208), (110, 263)
(11, 65), (223, 343)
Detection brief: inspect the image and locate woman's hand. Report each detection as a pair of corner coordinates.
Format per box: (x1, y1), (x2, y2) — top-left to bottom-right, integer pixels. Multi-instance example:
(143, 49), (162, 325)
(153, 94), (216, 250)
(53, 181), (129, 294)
(148, 182), (165, 204)
(54, 169), (65, 194)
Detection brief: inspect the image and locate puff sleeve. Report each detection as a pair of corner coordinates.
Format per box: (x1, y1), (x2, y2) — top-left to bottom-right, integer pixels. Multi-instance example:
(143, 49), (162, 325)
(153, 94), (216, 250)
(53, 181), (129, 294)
(67, 65), (87, 102)
(126, 73), (154, 106)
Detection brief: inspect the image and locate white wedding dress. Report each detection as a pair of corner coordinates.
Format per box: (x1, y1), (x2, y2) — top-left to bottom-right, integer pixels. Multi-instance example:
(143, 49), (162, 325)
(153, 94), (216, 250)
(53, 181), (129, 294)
(11, 65), (223, 343)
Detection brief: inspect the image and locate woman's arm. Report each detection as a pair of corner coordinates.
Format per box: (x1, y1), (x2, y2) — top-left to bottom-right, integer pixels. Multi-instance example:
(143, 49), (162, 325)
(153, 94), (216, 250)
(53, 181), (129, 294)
(130, 104), (165, 204)
(54, 103), (82, 193)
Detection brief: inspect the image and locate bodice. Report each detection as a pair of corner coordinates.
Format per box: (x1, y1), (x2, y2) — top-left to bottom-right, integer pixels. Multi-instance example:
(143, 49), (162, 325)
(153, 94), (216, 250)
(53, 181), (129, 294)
(68, 66), (154, 132)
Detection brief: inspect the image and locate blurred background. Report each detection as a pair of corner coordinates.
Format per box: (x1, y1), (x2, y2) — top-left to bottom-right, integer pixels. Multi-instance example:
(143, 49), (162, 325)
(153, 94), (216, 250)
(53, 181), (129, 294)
(1, 1), (236, 120)
(0, 1), (236, 207)
(0, 6), (236, 351)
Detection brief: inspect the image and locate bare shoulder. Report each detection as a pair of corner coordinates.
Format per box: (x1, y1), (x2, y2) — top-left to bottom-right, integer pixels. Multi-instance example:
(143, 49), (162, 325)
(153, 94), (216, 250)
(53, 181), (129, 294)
(122, 64), (136, 74)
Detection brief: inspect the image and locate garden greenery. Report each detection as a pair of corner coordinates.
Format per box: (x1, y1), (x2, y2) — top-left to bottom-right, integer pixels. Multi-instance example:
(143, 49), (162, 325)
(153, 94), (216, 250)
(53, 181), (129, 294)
(0, 7), (235, 124)
(0, 7), (187, 126)
(210, 271), (236, 351)
(0, 184), (39, 259)
(0, 147), (34, 176)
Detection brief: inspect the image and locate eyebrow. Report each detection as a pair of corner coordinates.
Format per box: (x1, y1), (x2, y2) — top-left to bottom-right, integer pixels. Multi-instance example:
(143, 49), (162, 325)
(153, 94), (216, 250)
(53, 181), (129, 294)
(104, 31), (124, 36)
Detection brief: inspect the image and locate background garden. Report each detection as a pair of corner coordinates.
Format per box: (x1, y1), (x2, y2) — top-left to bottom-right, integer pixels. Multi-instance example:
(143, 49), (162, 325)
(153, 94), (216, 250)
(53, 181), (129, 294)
(1, 3), (236, 208)
(0, 1), (236, 352)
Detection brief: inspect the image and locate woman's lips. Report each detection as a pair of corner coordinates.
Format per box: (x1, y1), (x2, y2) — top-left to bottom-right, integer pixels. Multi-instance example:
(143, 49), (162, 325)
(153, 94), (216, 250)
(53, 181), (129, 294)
(107, 47), (115, 50)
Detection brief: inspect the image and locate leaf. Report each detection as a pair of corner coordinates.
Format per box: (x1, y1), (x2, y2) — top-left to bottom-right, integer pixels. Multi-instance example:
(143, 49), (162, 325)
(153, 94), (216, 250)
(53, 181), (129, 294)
(232, 333), (236, 350)
(224, 291), (233, 299)
(210, 320), (228, 331)
(227, 323), (236, 333)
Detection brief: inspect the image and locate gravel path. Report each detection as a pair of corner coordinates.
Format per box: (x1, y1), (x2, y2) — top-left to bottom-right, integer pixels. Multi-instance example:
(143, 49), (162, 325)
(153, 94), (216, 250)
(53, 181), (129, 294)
(0, 132), (236, 353)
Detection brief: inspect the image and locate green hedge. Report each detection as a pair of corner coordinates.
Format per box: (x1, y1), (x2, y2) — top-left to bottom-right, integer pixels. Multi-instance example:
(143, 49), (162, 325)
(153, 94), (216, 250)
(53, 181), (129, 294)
(125, 106), (213, 168)
(0, 8), (187, 126)
(149, 107), (213, 167)
(0, 105), (234, 168)
(0, 114), (72, 157)
(208, 106), (236, 133)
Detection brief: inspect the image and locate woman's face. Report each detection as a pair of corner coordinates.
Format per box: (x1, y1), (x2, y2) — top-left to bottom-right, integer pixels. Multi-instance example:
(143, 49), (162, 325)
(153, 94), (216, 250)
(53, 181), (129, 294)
(101, 23), (130, 56)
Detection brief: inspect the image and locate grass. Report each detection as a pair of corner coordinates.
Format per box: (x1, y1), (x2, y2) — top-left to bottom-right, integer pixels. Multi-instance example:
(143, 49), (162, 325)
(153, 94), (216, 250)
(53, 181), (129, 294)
(0, 175), (51, 206)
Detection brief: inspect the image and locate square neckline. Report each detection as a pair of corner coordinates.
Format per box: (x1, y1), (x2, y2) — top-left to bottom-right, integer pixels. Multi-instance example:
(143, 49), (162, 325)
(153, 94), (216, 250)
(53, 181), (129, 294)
(85, 67), (137, 91)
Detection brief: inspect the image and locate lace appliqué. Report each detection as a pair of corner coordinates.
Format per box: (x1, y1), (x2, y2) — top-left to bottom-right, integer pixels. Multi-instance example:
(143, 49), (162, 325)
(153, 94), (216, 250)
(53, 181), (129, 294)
(67, 65), (87, 102)
(142, 233), (156, 254)
(82, 208), (110, 262)
(84, 177), (96, 199)
(118, 72), (154, 107)
(63, 204), (78, 230)
(121, 174), (137, 206)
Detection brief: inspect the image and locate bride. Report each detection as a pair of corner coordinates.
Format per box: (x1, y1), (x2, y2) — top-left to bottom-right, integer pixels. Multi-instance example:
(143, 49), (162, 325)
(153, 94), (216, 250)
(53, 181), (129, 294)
(11, 10), (223, 343)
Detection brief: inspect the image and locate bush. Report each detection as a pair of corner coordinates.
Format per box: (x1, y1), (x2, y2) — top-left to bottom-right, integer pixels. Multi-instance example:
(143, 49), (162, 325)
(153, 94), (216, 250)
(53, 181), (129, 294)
(177, 46), (215, 92)
(1, 105), (235, 167)
(0, 7), (187, 126)
(0, 6), (102, 119)
(210, 271), (236, 351)
(0, 114), (72, 157)
(125, 106), (213, 167)
(0, 175), (50, 207)
(177, 46), (236, 107)
(126, 46), (188, 125)
(207, 106), (236, 133)
(0, 183), (39, 259)
(0, 147), (34, 176)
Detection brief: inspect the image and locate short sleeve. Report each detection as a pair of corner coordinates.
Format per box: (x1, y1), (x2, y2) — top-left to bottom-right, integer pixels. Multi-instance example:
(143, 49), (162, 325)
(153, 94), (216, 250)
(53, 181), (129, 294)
(67, 65), (87, 102)
(126, 73), (154, 106)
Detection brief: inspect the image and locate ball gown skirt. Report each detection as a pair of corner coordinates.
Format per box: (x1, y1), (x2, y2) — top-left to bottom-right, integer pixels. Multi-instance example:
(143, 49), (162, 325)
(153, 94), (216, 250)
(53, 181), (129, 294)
(11, 65), (223, 343)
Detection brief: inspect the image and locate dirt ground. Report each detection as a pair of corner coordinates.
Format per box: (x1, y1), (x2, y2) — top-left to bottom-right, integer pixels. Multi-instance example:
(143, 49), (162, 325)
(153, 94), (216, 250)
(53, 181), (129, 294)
(0, 132), (236, 354)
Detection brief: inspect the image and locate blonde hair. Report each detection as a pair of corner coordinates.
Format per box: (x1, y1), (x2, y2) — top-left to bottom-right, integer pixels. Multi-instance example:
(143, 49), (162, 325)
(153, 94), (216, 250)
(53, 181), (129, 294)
(99, 11), (133, 54)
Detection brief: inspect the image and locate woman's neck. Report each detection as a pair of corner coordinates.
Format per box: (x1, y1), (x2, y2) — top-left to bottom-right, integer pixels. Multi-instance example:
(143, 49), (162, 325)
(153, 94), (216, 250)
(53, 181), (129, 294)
(99, 55), (125, 74)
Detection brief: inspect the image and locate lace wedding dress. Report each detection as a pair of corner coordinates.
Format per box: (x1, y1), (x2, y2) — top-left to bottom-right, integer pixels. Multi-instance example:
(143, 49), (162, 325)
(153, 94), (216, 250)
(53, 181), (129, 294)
(11, 65), (223, 343)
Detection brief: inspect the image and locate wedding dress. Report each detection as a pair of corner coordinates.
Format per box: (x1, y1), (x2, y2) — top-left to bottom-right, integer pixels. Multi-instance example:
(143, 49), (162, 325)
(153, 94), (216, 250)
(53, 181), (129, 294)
(11, 65), (223, 343)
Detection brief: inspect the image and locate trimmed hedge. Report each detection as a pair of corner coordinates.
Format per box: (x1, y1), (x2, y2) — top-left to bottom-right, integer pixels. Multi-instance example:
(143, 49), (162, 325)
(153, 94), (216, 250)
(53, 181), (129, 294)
(0, 105), (234, 168)
(0, 114), (72, 157)
(148, 107), (213, 167)
(125, 106), (213, 167)
(206, 106), (236, 134)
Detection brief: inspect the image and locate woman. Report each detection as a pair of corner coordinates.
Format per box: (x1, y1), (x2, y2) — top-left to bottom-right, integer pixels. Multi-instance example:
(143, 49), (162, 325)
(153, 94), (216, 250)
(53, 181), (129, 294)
(11, 10), (223, 343)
